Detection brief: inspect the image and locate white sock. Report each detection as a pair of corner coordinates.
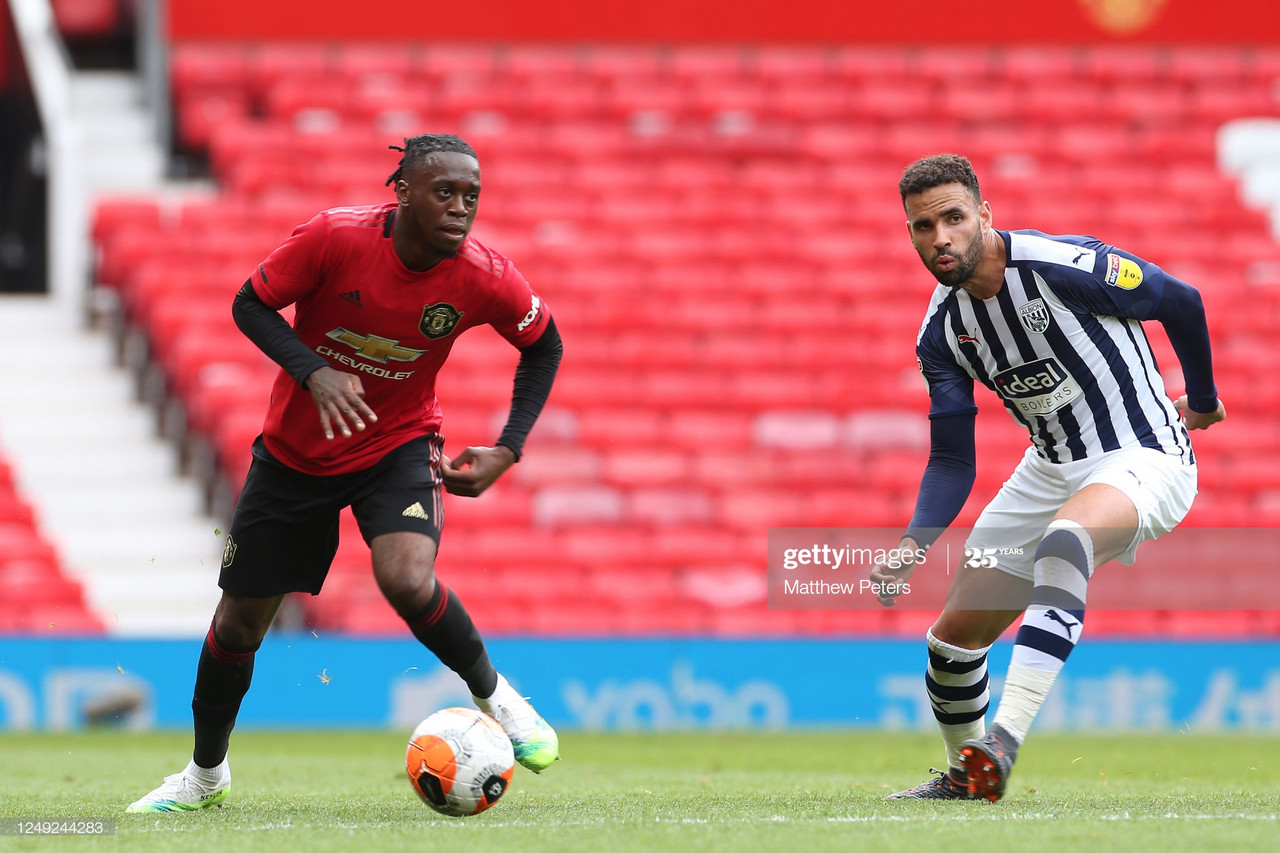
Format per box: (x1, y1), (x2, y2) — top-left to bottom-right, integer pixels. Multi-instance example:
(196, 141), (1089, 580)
(992, 664), (1059, 743)
(187, 757), (228, 785)
(475, 673), (512, 704)
(991, 520), (1094, 745)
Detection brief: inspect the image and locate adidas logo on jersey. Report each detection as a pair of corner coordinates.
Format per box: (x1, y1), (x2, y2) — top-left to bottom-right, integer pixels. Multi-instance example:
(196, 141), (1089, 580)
(340, 290), (362, 307)
(402, 502), (429, 519)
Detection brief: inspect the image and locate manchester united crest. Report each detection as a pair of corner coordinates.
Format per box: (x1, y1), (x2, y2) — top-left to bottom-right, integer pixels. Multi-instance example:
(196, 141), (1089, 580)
(419, 303), (463, 339)
(1018, 299), (1051, 334)
(221, 535), (238, 569)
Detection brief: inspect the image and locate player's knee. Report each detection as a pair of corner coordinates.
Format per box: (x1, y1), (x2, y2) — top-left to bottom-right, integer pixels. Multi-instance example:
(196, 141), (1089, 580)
(375, 557), (437, 615)
(927, 620), (995, 654)
(213, 594), (278, 649)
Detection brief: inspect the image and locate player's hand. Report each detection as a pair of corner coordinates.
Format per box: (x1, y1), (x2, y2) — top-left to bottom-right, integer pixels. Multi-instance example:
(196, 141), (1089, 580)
(869, 536), (922, 608)
(305, 366), (378, 440)
(1174, 395), (1226, 431)
(442, 445), (516, 497)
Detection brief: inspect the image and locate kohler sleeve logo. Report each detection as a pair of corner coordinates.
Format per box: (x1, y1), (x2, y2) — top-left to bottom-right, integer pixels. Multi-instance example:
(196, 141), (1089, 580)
(516, 294), (541, 332)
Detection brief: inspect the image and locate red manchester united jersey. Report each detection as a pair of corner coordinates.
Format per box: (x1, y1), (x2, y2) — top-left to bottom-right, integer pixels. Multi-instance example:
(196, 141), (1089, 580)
(248, 202), (550, 475)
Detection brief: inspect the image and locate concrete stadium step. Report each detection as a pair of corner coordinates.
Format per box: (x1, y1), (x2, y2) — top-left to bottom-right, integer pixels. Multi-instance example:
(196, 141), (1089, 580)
(0, 296), (222, 636)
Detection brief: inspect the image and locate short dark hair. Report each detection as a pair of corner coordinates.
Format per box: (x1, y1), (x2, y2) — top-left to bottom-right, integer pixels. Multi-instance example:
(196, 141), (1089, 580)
(898, 154), (981, 210)
(385, 134), (478, 186)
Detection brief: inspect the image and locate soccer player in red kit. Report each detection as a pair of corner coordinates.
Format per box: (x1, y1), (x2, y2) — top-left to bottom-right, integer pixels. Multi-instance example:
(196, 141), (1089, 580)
(128, 134), (562, 812)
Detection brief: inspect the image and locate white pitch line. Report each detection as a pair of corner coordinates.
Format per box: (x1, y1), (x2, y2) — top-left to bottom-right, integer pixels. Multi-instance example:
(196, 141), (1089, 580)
(129, 810), (1280, 833)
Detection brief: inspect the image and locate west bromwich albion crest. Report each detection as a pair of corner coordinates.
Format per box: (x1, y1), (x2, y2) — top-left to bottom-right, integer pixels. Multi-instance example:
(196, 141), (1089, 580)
(420, 303), (463, 339)
(1018, 298), (1050, 334)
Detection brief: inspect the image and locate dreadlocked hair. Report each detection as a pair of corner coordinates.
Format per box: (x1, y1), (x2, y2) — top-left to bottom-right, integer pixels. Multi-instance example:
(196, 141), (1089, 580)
(385, 134), (478, 186)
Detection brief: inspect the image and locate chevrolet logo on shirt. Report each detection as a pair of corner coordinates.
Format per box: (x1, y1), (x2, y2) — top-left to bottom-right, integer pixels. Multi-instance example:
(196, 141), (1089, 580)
(324, 328), (426, 363)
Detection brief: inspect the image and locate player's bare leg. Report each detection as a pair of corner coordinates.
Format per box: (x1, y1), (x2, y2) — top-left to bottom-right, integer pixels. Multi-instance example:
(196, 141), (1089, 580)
(374, 532), (558, 772)
(961, 484), (1139, 801)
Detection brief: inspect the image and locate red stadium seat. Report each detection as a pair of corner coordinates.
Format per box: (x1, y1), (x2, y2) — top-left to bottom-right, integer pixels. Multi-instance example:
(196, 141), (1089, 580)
(184, 362), (274, 439)
(1081, 47), (1163, 85)
(333, 43), (417, 85)
(0, 523), (60, 564)
(576, 409), (664, 448)
(176, 89), (253, 151)
(245, 43), (335, 102)
(667, 45), (750, 81)
(91, 198), (164, 246)
(1161, 611), (1265, 639)
(0, 491), (36, 524)
(626, 488), (715, 526)
(1167, 47), (1250, 86)
(998, 46), (1086, 82)
(1083, 610), (1164, 637)
(752, 46), (832, 82)
(417, 44), (502, 79)
(51, 0), (121, 39)
(582, 46), (665, 82)
(601, 449), (692, 488)
(171, 43), (251, 97)
(664, 410), (752, 450)
(650, 525), (747, 568)
(912, 46), (1000, 83)
(707, 606), (804, 637)
(829, 46), (914, 81)
(850, 83), (936, 121)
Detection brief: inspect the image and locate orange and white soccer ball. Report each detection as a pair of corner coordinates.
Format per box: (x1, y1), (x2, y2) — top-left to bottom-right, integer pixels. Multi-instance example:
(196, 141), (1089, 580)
(405, 707), (516, 816)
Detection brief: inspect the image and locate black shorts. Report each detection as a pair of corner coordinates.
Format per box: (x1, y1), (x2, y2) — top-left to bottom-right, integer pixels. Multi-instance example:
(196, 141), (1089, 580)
(219, 433), (445, 597)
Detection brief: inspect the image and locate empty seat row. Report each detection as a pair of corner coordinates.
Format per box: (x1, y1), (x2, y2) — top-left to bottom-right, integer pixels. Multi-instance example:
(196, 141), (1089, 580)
(171, 42), (1280, 100)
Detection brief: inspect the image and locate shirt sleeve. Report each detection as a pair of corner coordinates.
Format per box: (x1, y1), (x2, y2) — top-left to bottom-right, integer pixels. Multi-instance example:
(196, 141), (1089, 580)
(248, 213), (330, 309)
(487, 262), (550, 348)
(496, 318), (563, 460)
(231, 280), (330, 387)
(904, 413), (977, 548)
(1034, 241), (1218, 412)
(1048, 243), (1167, 321)
(1153, 273), (1219, 413)
(918, 333), (978, 419)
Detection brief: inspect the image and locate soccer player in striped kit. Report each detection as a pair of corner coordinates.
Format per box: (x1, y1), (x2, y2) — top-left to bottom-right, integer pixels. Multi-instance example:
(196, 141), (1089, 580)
(875, 154), (1226, 802)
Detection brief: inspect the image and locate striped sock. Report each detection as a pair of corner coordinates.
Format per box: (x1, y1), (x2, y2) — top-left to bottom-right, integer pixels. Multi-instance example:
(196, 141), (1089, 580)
(993, 520), (1094, 743)
(925, 629), (992, 771)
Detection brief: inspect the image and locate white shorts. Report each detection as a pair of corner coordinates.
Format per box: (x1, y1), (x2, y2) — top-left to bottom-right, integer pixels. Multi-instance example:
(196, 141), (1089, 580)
(966, 445), (1198, 580)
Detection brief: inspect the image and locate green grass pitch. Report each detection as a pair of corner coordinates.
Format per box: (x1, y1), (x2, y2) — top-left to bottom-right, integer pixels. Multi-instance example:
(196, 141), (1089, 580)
(1, 730), (1277, 852)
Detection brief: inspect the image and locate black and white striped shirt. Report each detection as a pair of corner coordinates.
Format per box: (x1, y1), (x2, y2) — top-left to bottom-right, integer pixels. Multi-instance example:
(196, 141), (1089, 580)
(916, 230), (1194, 464)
